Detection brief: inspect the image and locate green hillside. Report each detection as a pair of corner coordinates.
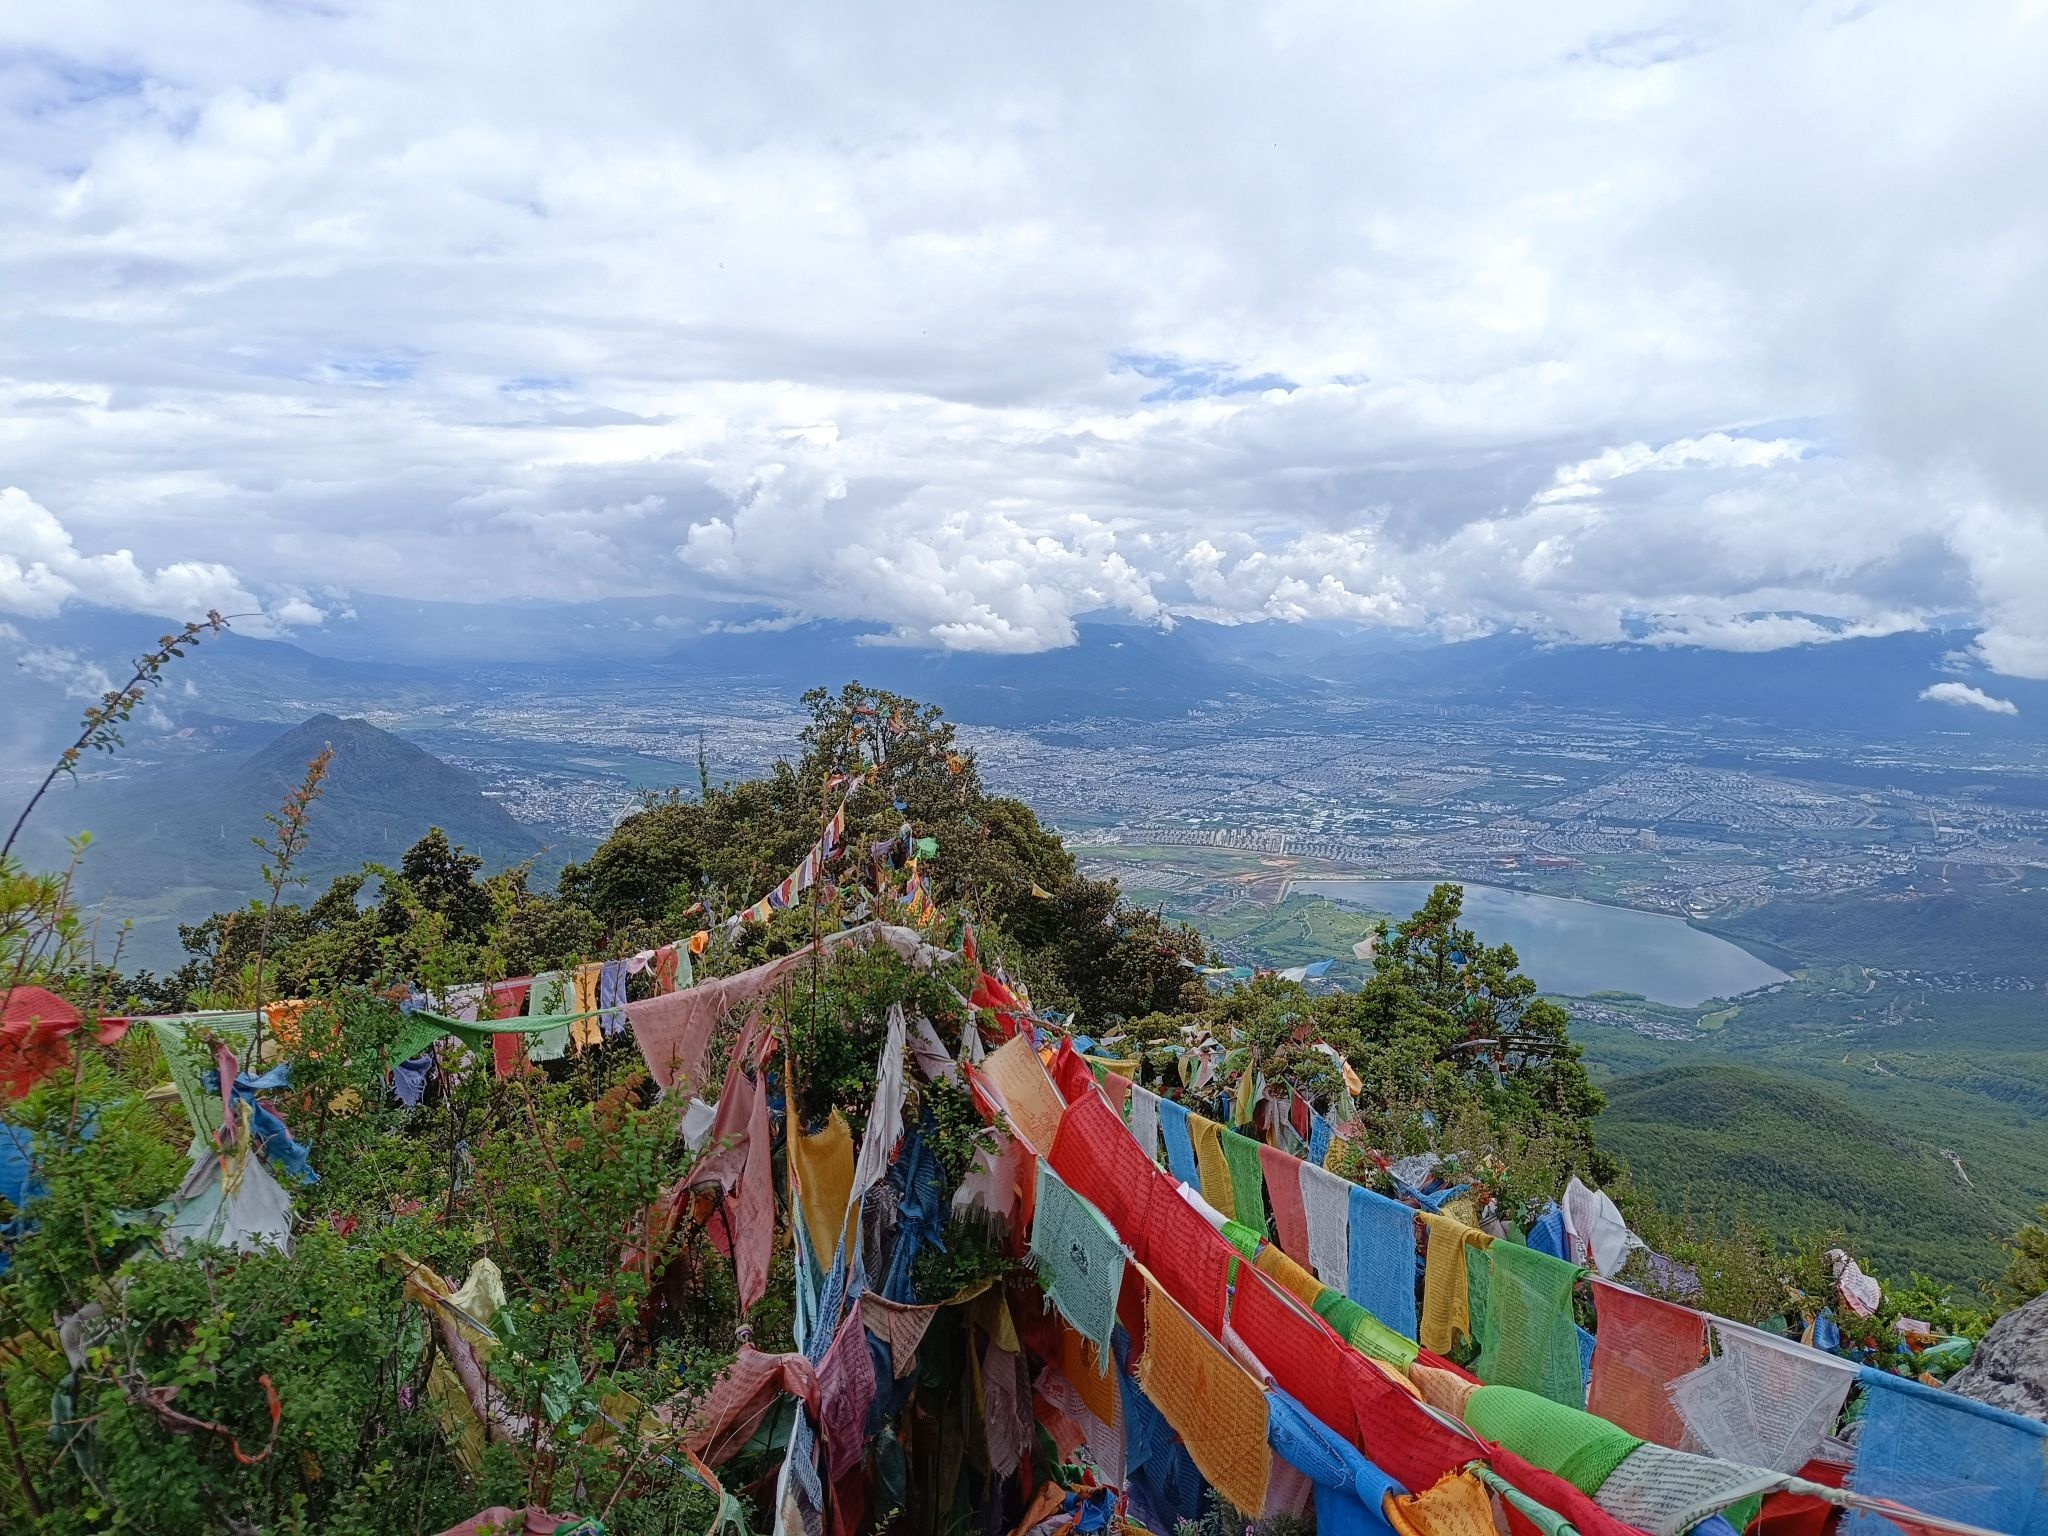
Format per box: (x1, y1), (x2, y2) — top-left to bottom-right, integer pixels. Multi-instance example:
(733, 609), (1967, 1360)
(23, 714), (544, 969)
(1598, 1059), (2009, 1287)
(1203, 892), (1375, 976)
(1701, 883), (2048, 973)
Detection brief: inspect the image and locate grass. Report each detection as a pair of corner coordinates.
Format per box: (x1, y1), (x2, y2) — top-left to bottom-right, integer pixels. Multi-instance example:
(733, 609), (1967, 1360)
(1201, 893), (1378, 969)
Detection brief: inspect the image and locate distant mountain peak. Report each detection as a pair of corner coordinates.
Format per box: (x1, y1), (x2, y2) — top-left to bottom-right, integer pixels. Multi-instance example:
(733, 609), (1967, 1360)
(18, 710), (546, 969)
(243, 714), (434, 775)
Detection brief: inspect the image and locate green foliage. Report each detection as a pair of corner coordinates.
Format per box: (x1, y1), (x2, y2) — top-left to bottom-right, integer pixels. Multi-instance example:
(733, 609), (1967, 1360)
(3, 985), (753, 1530)
(562, 682), (1208, 1025)
(1174, 1499), (1311, 1536)
(1576, 978), (2048, 1288)
(1598, 1059), (2009, 1288)
(1172, 886), (1611, 1190)
(1616, 1191), (1807, 1326)
(783, 941), (962, 1133)
(46, 1230), (433, 1536)
(1996, 1205), (2048, 1306)
(1704, 885), (2048, 975)
(2, 848), (93, 998)
(1341, 884), (1603, 1142)
(0, 700), (753, 1528)
(911, 1213), (1021, 1301)
(5, 1057), (186, 1320)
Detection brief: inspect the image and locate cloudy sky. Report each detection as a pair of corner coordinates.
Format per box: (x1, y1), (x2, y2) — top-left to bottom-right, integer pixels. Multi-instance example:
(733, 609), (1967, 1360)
(1, 1), (2045, 665)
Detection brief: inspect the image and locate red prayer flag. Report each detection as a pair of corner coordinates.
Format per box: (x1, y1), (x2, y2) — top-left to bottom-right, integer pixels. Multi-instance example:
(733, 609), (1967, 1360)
(1234, 1264), (1358, 1442)
(1588, 1279), (1708, 1448)
(1259, 1141), (1311, 1266)
(0, 985), (81, 1100)
(1049, 1092), (1158, 1242)
(1050, 1039), (1096, 1104)
(1139, 1175), (1235, 1337)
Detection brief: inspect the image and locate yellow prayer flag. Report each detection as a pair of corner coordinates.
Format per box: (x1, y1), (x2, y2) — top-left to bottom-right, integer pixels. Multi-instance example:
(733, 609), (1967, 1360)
(1134, 1268), (1270, 1516)
(1418, 1212), (1493, 1354)
(1190, 1114), (1235, 1219)
(791, 1111), (856, 1262)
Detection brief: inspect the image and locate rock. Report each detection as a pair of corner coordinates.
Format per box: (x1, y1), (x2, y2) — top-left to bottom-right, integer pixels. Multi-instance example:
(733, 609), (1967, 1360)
(1947, 1288), (2048, 1424)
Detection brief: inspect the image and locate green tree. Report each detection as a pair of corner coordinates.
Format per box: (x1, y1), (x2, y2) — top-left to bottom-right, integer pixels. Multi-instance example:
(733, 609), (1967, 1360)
(1328, 883), (1603, 1148)
(377, 827), (494, 948)
(1997, 1205), (2048, 1307)
(560, 682), (1205, 1020)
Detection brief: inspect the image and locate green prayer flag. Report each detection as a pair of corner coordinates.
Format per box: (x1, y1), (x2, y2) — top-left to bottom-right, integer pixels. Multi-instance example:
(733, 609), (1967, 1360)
(1219, 1125), (1268, 1238)
(1028, 1163), (1126, 1360)
(1467, 1241), (1586, 1407)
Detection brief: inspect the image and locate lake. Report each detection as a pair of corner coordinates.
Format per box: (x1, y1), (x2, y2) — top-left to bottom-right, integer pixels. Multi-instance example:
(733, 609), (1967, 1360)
(1293, 879), (1789, 1007)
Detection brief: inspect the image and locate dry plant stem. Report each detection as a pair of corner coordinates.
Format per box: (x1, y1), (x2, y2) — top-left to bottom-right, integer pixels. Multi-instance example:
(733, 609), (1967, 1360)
(245, 746), (334, 1062)
(2, 613), (230, 862)
(408, 1400), (447, 1536)
(442, 1091), (468, 1225)
(600, 1440), (656, 1520)
(525, 1380), (546, 1508)
(0, 1380), (45, 1521)
(515, 1078), (575, 1206)
(0, 852), (82, 1022)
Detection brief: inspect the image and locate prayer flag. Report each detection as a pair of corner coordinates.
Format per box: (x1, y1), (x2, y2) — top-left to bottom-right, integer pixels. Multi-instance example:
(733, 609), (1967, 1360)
(1671, 1320), (1857, 1473)
(1588, 1279), (1706, 1448)
(1418, 1213), (1491, 1354)
(1301, 1162), (1354, 1292)
(1157, 1096), (1200, 1188)
(817, 1311), (876, 1483)
(1261, 1142), (1310, 1265)
(792, 1111), (856, 1266)
(1467, 1240), (1585, 1407)
(1191, 1113), (1234, 1219)
(1348, 1182), (1421, 1342)
(977, 1033), (1066, 1156)
(1029, 1162), (1126, 1359)
(1136, 1269), (1271, 1516)
(1220, 1124), (1269, 1236)
(1844, 1367), (2048, 1536)
(1127, 1085), (1161, 1162)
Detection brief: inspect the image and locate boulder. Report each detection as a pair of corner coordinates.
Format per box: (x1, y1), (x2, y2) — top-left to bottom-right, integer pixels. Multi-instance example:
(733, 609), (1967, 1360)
(1947, 1288), (2048, 1424)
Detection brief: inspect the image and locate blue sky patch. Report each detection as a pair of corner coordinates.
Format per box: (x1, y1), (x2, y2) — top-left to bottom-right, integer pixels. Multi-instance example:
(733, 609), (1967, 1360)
(1113, 352), (1298, 403)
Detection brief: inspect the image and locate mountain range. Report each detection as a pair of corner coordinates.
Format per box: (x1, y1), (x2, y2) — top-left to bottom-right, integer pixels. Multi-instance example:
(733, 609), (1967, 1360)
(6, 599), (2046, 1275)
(14, 600), (2046, 741)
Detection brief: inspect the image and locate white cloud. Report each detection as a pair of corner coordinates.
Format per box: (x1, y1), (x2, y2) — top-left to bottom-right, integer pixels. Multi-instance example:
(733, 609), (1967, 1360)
(266, 589), (329, 629)
(1531, 434), (1808, 505)
(0, 487), (327, 634)
(1920, 681), (2019, 716)
(0, 486), (259, 620)
(16, 641), (117, 701)
(0, 4), (2043, 657)
(1640, 612), (1924, 652)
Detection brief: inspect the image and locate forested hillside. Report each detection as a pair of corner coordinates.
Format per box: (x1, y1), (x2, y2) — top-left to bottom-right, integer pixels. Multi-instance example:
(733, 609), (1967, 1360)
(18, 712), (543, 971)
(1598, 1061), (2008, 1285)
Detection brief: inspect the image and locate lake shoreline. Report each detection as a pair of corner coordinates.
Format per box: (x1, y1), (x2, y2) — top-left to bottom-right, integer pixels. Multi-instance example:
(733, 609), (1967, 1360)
(1283, 873), (1684, 920)
(1284, 875), (1791, 1008)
